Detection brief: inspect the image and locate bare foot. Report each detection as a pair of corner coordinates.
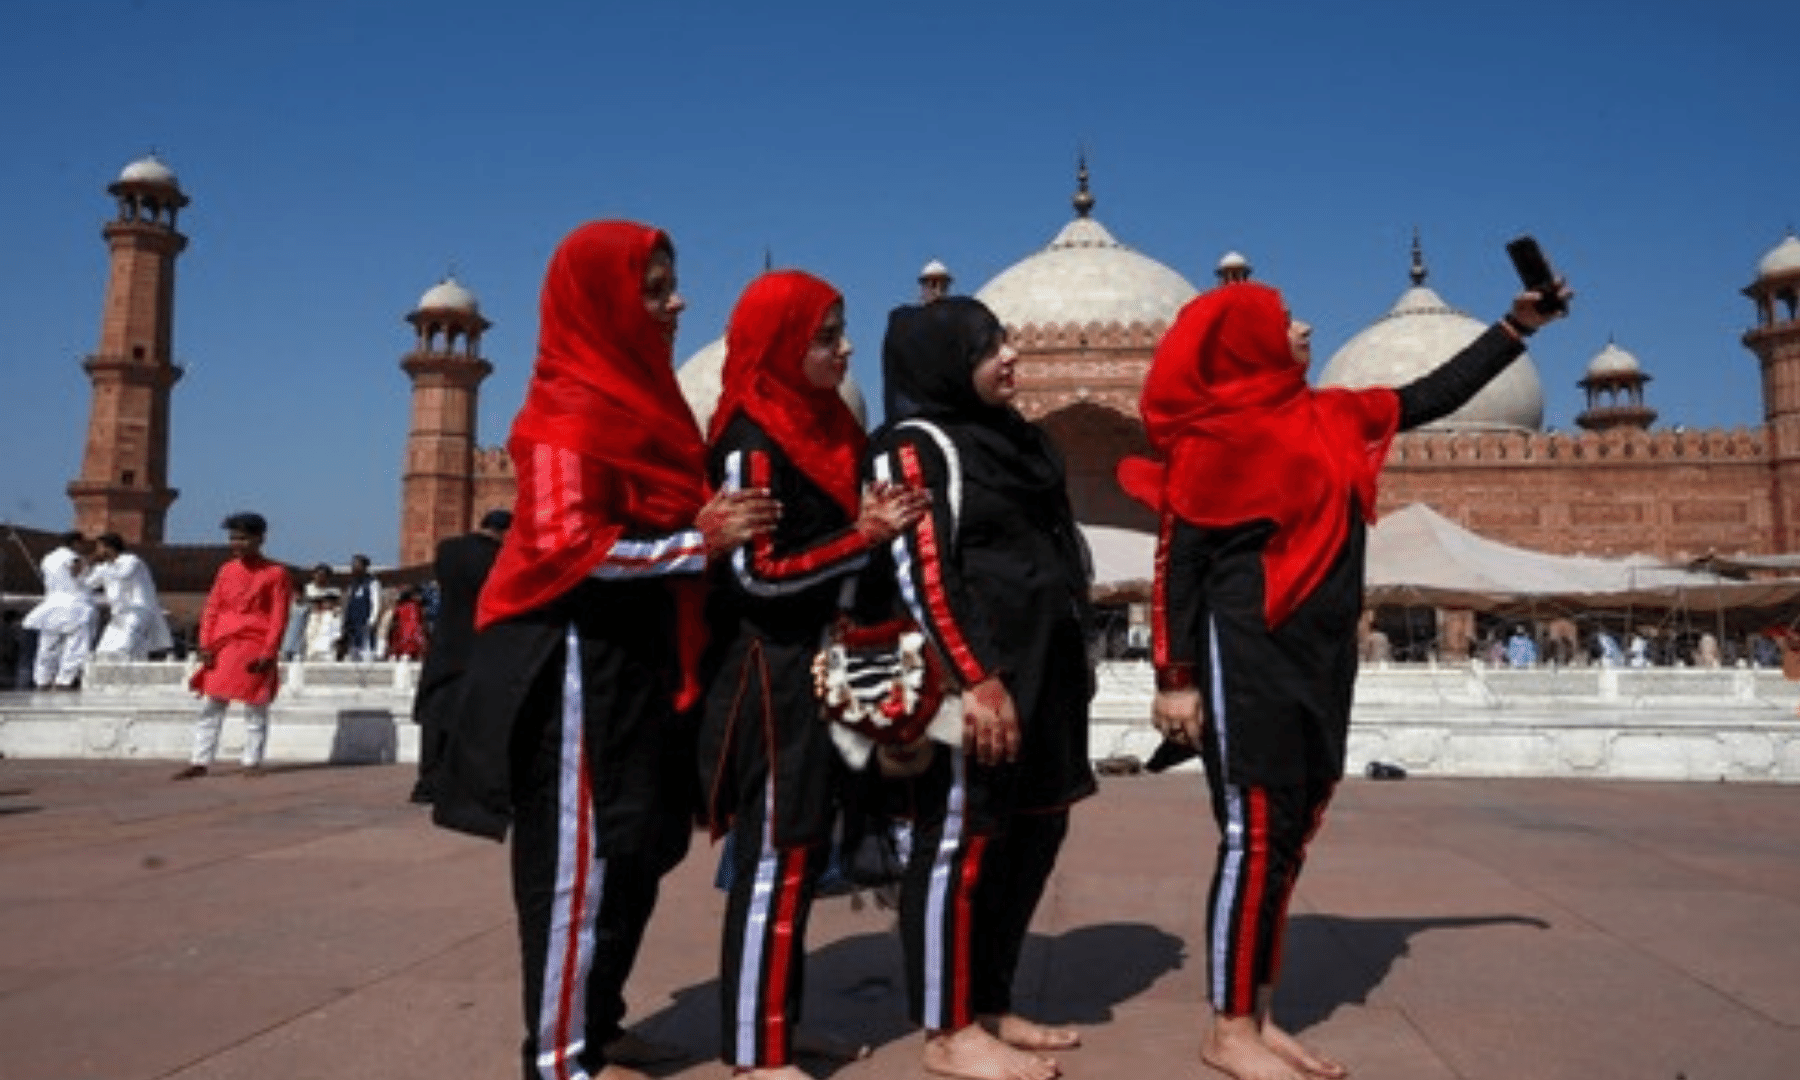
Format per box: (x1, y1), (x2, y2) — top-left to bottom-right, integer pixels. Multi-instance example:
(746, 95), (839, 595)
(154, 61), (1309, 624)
(982, 1013), (1081, 1051)
(1201, 1016), (1305, 1080)
(593, 1063), (651, 1080)
(603, 1031), (688, 1066)
(1261, 1021), (1347, 1079)
(924, 1023), (1060, 1080)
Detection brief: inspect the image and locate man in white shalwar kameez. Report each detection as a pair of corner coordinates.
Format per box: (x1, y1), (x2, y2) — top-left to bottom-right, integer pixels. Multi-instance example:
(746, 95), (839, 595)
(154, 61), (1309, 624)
(84, 533), (174, 660)
(21, 532), (96, 689)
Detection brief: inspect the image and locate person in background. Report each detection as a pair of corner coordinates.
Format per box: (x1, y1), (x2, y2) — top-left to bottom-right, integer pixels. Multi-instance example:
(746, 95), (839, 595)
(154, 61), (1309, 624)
(21, 531), (94, 690)
(1505, 625), (1538, 669)
(409, 508), (510, 806)
(304, 592), (343, 662)
(387, 586), (429, 661)
(279, 569), (312, 661)
(338, 554), (381, 661)
(1, 610), (25, 689)
(175, 512), (292, 779)
(84, 532), (174, 661)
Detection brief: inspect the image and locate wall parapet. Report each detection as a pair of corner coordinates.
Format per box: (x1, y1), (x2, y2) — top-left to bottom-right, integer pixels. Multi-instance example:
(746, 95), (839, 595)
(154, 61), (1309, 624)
(1387, 425), (1766, 466)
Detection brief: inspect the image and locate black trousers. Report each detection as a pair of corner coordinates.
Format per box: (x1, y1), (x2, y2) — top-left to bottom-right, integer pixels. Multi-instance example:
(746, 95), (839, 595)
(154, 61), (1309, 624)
(897, 747), (1070, 1030)
(1198, 721), (1334, 1017)
(508, 626), (683, 1080)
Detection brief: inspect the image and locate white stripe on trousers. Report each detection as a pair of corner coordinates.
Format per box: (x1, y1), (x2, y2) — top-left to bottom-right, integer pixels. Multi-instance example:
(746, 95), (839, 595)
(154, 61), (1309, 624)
(733, 779), (782, 1064)
(922, 747), (968, 1029)
(1205, 614), (1248, 1010)
(534, 624), (607, 1080)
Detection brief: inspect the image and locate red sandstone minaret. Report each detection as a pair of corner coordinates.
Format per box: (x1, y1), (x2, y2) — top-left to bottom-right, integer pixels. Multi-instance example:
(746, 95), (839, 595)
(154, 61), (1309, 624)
(1745, 232), (1800, 549)
(398, 277), (492, 566)
(68, 156), (188, 544)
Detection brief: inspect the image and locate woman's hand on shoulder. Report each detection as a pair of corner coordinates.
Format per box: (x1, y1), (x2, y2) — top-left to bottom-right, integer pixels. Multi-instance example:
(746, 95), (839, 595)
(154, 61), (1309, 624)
(697, 488), (781, 559)
(855, 481), (933, 544)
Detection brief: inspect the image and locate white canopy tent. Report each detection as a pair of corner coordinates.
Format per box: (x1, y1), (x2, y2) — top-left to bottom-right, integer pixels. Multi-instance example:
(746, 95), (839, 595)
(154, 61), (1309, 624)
(1080, 504), (1800, 613)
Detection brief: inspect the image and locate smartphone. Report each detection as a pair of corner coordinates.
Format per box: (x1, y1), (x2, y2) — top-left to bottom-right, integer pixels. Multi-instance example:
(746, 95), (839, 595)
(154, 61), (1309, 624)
(1506, 236), (1566, 315)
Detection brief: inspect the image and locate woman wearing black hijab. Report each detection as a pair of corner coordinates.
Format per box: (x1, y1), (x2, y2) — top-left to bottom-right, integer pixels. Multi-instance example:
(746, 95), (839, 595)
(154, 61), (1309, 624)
(865, 297), (1096, 1080)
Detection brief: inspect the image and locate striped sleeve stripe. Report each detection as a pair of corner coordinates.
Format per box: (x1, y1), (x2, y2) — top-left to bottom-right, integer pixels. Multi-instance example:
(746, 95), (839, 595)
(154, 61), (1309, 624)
(731, 448), (870, 597)
(895, 444), (986, 685)
(592, 532), (706, 578)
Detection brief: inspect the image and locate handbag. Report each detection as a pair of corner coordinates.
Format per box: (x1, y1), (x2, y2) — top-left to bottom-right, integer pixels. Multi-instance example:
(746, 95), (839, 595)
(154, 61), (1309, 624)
(816, 419), (965, 776)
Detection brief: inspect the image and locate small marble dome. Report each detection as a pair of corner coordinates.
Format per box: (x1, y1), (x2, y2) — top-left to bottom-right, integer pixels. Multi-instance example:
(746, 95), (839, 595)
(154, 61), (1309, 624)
(919, 259), (952, 280)
(676, 336), (868, 432)
(1318, 282), (1546, 431)
(119, 155), (179, 188)
(416, 278), (480, 315)
(1217, 251), (1250, 272)
(1758, 233), (1800, 278)
(1586, 342), (1642, 378)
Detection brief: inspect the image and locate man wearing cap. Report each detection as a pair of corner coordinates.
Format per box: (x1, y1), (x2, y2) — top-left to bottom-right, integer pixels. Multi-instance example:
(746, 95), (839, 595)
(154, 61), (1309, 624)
(409, 508), (511, 805)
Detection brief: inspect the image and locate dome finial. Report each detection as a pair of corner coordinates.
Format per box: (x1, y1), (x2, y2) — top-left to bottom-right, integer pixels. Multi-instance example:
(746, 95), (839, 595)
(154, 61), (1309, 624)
(763, 246), (773, 272)
(1072, 150), (1095, 219)
(1409, 228), (1428, 287)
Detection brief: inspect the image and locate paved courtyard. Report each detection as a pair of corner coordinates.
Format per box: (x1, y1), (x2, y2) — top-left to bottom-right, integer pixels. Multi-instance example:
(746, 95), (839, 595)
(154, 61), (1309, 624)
(1, 757), (1797, 1080)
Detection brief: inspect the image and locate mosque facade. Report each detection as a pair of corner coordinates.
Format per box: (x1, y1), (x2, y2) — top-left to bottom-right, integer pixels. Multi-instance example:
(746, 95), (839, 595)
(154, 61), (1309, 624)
(65, 157), (1800, 570)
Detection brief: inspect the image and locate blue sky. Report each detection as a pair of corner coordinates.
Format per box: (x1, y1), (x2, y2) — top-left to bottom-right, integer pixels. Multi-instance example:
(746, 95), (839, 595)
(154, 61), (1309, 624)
(2, 0), (1795, 567)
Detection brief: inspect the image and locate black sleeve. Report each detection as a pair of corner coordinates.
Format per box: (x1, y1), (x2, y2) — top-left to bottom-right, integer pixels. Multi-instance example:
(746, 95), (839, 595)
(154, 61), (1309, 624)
(1152, 511), (1210, 685)
(1394, 323), (1526, 431)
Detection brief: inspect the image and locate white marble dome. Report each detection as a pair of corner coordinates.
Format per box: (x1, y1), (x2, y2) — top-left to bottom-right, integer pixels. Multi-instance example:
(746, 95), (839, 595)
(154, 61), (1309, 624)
(1586, 342), (1642, 378)
(119, 155), (178, 188)
(1317, 283), (1545, 431)
(976, 215), (1198, 331)
(1759, 234), (1800, 278)
(416, 278), (480, 315)
(676, 336), (868, 432)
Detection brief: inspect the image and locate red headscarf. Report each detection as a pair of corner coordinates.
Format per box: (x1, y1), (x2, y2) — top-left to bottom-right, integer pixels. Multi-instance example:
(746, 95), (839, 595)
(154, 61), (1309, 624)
(478, 221), (711, 704)
(1116, 282), (1401, 628)
(708, 271), (865, 515)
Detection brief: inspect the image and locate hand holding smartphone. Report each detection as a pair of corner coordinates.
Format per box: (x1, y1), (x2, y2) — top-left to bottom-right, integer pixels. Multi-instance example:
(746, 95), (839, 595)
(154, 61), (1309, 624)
(1506, 236), (1567, 316)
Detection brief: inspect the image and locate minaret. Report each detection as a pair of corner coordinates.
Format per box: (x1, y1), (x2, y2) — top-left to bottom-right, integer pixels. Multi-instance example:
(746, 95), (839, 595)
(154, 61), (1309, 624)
(1747, 232), (1800, 548)
(398, 277), (492, 566)
(68, 155), (189, 543)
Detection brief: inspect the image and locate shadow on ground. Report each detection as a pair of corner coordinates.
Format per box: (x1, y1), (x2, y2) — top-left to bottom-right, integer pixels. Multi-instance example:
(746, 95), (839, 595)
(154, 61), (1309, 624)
(1277, 913), (1551, 1032)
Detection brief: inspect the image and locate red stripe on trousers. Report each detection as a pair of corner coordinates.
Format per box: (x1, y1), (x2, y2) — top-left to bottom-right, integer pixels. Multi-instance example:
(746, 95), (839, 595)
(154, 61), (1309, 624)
(951, 834), (988, 1030)
(1268, 785), (1333, 983)
(550, 739), (593, 1080)
(897, 445), (986, 685)
(1232, 789), (1269, 1013)
(761, 846), (808, 1064)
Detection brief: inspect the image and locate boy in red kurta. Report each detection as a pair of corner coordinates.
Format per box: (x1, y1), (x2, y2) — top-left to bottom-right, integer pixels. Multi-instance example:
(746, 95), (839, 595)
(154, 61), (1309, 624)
(175, 513), (292, 779)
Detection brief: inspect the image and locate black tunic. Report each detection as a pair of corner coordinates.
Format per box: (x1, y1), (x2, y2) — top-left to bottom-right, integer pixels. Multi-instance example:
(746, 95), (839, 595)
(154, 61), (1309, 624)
(1157, 322), (1526, 786)
(863, 417), (1098, 823)
(698, 414), (875, 847)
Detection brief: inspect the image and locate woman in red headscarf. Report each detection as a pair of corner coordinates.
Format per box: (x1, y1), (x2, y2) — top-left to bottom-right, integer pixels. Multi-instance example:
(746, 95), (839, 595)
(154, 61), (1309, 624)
(700, 270), (928, 1080)
(1117, 277), (1567, 1080)
(432, 221), (777, 1080)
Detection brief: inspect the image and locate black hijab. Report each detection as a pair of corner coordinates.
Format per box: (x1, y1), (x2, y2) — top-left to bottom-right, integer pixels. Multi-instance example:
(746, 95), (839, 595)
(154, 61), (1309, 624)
(879, 297), (1066, 498)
